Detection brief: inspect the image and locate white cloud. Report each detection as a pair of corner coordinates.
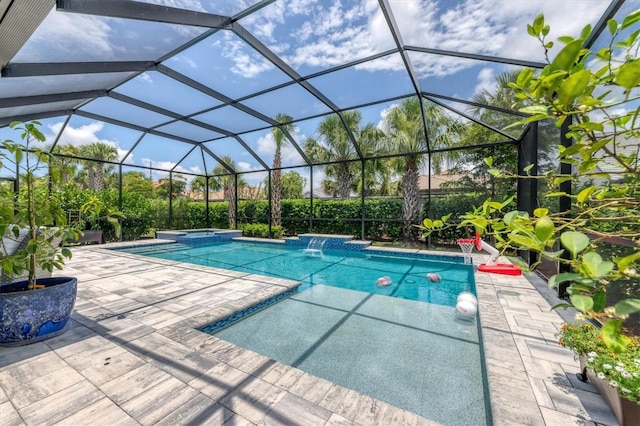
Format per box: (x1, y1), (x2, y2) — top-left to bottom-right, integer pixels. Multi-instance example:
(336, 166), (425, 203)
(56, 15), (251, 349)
(255, 128), (305, 166)
(239, 0), (611, 81)
(473, 68), (496, 96)
(219, 33), (275, 78)
(15, 10), (114, 61)
(48, 121), (129, 161)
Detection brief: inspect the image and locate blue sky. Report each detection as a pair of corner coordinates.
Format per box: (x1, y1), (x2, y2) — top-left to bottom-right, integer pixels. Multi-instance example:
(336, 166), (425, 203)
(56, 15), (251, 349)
(0, 0), (630, 188)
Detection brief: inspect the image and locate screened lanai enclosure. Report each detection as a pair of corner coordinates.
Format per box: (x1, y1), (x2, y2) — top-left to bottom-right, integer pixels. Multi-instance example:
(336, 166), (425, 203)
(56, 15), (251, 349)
(0, 0), (634, 246)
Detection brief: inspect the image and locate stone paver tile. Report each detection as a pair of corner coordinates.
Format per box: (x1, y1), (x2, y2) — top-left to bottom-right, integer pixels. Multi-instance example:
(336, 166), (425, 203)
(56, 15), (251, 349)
(10, 365), (85, 409)
(325, 413), (359, 426)
(377, 404), (407, 425)
(224, 414), (256, 425)
(513, 337), (533, 357)
(52, 396), (139, 426)
(64, 342), (128, 371)
(528, 377), (554, 409)
(18, 380), (103, 426)
(300, 376), (335, 405)
(99, 363), (172, 405)
(218, 377), (287, 424)
(152, 350), (220, 383)
(526, 341), (580, 366)
(0, 385), (7, 404)
(0, 401), (25, 426)
(333, 389), (365, 421)
(79, 350), (146, 386)
(561, 364), (599, 394)
(260, 392), (332, 425)
(258, 362), (292, 385)
(287, 373), (333, 405)
(51, 334), (120, 359)
(514, 315), (560, 333)
(155, 393), (234, 426)
(229, 351), (275, 377)
(44, 321), (95, 349)
(503, 299), (543, 312)
(128, 307), (185, 329)
(189, 362), (250, 401)
(402, 409), (439, 425)
(351, 395), (395, 426)
(546, 383), (618, 425)
(483, 354), (526, 378)
(273, 366), (305, 391)
(0, 351), (67, 386)
(95, 316), (155, 343)
(539, 406), (596, 425)
(488, 381), (545, 426)
(528, 310), (566, 323)
(520, 355), (572, 386)
(0, 342), (50, 372)
(120, 377), (199, 426)
(318, 384), (351, 413)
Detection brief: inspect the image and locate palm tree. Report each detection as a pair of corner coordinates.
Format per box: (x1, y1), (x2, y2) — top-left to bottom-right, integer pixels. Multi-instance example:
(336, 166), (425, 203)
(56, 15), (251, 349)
(384, 97), (462, 242)
(209, 156), (246, 228)
(271, 113), (293, 227)
(304, 112), (383, 198)
(50, 144), (80, 189)
(79, 142), (119, 192)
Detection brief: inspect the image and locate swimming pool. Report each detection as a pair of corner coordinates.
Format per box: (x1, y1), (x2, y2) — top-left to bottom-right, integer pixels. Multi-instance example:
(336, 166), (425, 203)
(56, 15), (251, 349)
(118, 241), (489, 425)
(118, 241), (475, 305)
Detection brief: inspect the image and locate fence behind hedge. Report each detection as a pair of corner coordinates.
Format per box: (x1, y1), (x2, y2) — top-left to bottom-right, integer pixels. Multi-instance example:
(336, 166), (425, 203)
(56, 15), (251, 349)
(149, 193), (485, 243)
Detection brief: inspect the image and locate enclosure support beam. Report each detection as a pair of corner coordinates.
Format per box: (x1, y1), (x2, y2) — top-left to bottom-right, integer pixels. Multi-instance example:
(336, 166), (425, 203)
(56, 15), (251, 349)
(267, 170), (272, 238)
(309, 166), (314, 233)
(118, 164), (123, 241)
(558, 116), (574, 296)
(517, 122), (539, 266)
(2, 61), (156, 77)
(56, 0), (231, 29)
(233, 174), (238, 230)
(361, 160), (366, 240)
(205, 178), (210, 229)
(169, 172), (173, 230)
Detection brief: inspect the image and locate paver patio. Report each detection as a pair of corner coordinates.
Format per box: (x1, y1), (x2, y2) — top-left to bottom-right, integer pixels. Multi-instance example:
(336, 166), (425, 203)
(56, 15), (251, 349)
(0, 241), (618, 425)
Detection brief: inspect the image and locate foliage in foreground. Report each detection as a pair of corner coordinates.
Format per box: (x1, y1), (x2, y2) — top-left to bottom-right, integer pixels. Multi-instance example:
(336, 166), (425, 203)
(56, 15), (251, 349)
(0, 122), (80, 287)
(558, 323), (640, 403)
(419, 10), (640, 351)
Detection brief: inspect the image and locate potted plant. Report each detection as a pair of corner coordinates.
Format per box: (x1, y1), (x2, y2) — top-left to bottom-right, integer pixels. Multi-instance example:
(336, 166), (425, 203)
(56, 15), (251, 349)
(559, 323), (640, 425)
(0, 121), (81, 345)
(418, 7), (640, 420)
(586, 341), (640, 425)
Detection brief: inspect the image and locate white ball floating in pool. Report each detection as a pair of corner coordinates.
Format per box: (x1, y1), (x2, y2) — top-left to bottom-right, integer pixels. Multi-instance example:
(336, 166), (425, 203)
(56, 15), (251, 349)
(426, 273), (442, 283)
(376, 276), (393, 288)
(457, 292), (478, 306)
(456, 300), (478, 319)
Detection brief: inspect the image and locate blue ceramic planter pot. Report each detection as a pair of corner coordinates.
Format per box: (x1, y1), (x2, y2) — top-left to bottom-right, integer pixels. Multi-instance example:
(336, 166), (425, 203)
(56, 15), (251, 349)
(0, 277), (77, 346)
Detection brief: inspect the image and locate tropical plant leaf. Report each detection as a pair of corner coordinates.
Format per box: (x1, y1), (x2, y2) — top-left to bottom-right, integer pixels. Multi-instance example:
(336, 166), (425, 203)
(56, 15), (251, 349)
(601, 320), (627, 353)
(560, 232), (589, 257)
(615, 299), (640, 316)
(570, 294), (593, 313)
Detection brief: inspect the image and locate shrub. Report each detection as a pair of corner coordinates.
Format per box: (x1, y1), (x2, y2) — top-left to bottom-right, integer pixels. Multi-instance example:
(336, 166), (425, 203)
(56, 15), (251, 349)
(239, 223), (283, 239)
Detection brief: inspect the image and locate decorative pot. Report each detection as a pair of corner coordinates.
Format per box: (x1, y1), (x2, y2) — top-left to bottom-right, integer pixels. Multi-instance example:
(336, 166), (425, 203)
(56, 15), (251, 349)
(586, 368), (640, 426)
(0, 277), (77, 346)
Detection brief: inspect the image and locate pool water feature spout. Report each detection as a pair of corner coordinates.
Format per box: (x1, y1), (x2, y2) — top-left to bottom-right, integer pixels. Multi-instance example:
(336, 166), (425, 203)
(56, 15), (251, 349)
(302, 237), (326, 256)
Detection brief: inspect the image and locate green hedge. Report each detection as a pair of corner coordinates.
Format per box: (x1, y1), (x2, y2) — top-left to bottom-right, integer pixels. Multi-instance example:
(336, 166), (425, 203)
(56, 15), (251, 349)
(143, 193), (486, 242)
(238, 223), (283, 239)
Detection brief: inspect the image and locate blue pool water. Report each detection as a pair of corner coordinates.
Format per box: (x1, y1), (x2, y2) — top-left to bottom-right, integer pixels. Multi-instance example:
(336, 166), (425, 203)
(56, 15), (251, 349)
(118, 242), (476, 306)
(119, 241), (489, 425)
